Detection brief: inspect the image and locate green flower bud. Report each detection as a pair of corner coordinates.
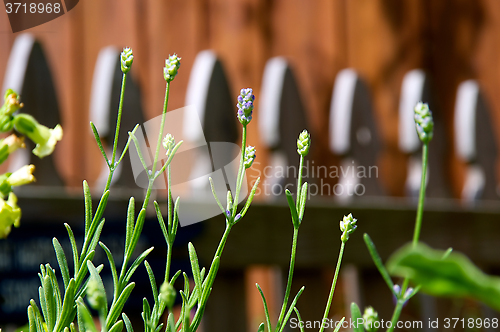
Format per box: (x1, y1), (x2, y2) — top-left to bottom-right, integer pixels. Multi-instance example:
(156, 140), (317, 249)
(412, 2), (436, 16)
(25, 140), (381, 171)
(0, 89), (23, 117)
(297, 130), (311, 156)
(340, 213), (357, 243)
(0, 135), (25, 164)
(163, 54), (181, 83)
(0, 115), (14, 133)
(7, 164), (35, 187)
(414, 102), (434, 144)
(86, 277), (106, 311)
(0, 192), (21, 239)
(159, 282), (176, 308)
(121, 47), (134, 74)
(244, 146), (256, 169)
(363, 306), (379, 332)
(13, 114), (63, 158)
(162, 133), (175, 157)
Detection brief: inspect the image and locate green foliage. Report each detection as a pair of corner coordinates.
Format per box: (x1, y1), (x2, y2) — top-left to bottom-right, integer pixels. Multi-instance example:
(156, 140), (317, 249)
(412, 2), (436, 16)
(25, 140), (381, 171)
(387, 243), (500, 311)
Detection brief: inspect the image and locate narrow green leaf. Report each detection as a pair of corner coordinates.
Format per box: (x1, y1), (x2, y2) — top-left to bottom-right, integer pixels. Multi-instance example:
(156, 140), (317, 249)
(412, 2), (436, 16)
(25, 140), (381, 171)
(142, 298), (151, 323)
(257, 322), (265, 332)
(81, 190), (109, 260)
(64, 224), (79, 277)
(187, 285), (200, 309)
(54, 279), (76, 332)
(298, 182), (308, 221)
(278, 286), (305, 332)
(350, 302), (364, 332)
(387, 242), (500, 312)
(29, 299), (43, 325)
(240, 177), (260, 218)
(126, 197), (135, 252)
(333, 317), (346, 332)
(200, 267), (206, 282)
(201, 256), (220, 300)
(29, 300), (44, 332)
(126, 208), (147, 261)
(183, 273), (190, 299)
(256, 283), (272, 332)
(92, 190), (110, 230)
(285, 189), (299, 229)
(53, 238), (70, 289)
(172, 197), (180, 238)
(106, 282), (135, 330)
(76, 250), (95, 289)
(90, 122), (110, 166)
(144, 261), (158, 304)
(179, 291), (191, 332)
(74, 263), (102, 302)
(170, 269), (182, 285)
(188, 243), (202, 288)
(38, 286), (48, 330)
(83, 180), (92, 237)
(27, 306), (36, 332)
(154, 324), (164, 332)
(89, 219), (105, 254)
(293, 307), (304, 332)
(87, 261), (108, 316)
(122, 313), (134, 332)
(109, 320), (124, 332)
(99, 242), (119, 297)
(43, 268), (56, 329)
(77, 298), (98, 332)
(443, 247), (453, 259)
(129, 132), (149, 173)
(209, 177), (226, 214)
(46, 265), (62, 318)
(363, 233), (396, 297)
(123, 247), (154, 286)
(165, 312), (175, 332)
(117, 124), (140, 166)
(154, 201), (169, 244)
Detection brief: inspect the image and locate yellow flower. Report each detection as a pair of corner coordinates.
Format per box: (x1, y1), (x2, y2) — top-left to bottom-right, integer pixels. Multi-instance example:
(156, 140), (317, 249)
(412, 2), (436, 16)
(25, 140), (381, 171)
(0, 193), (21, 239)
(7, 164), (36, 186)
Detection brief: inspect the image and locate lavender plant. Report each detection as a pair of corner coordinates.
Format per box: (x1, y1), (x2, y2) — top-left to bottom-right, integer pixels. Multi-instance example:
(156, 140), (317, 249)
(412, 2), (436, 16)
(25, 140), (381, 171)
(256, 102), (438, 332)
(346, 102), (435, 332)
(255, 129), (358, 332)
(13, 44), (491, 332)
(0, 89), (63, 239)
(22, 48), (261, 332)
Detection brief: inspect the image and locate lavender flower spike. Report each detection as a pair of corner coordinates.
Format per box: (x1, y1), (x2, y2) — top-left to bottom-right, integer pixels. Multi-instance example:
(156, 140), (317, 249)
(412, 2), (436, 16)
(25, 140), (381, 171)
(244, 146), (256, 169)
(414, 102), (434, 143)
(164, 54), (181, 83)
(237, 88), (255, 125)
(120, 47), (134, 74)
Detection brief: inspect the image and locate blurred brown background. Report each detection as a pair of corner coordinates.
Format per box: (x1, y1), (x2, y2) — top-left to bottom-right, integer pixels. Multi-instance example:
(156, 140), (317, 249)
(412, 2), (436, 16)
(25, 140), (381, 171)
(1, 0), (500, 198)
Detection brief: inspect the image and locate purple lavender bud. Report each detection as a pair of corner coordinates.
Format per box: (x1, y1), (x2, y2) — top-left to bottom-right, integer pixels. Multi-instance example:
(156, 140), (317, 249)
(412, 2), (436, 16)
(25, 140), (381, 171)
(237, 88), (254, 125)
(225, 210), (231, 218)
(235, 214), (242, 222)
(404, 287), (414, 300)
